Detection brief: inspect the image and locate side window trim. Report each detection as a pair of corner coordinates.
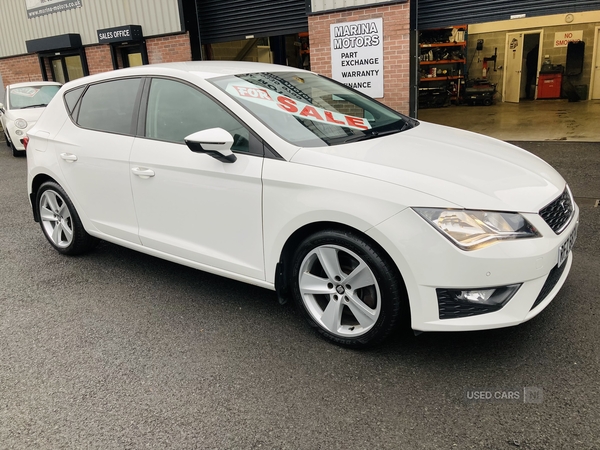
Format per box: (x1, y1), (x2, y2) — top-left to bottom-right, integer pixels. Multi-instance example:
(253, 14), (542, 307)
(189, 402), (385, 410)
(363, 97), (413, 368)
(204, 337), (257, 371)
(136, 77), (151, 138)
(263, 142), (284, 160)
(63, 85), (88, 123)
(141, 76), (264, 157)
(72, 87), (85, 122)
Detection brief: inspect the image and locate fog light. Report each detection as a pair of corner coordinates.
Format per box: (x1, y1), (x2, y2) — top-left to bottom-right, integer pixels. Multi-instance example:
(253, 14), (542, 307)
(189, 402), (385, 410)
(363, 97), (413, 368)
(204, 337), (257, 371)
(15, 129), (23, 136)
(454, 284), (520, 306)
(458, 289), (495, 303)
(436, 284), (521, 319)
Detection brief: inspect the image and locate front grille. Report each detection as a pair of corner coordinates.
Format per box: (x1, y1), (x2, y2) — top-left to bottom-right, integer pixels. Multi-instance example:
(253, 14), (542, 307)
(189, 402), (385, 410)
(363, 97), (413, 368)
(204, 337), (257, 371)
(530, 262), (567, 311)
(539, 188), (574, 234)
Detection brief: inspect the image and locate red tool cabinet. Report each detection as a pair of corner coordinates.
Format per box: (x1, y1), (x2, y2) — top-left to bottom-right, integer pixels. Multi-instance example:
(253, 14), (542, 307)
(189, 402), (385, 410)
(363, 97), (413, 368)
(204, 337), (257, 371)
(537, 73), (562, 99)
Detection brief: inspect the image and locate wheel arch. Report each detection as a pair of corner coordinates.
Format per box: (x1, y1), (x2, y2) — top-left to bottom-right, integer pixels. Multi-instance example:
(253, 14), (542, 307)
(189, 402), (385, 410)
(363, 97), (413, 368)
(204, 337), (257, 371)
(4, 128), (13, 144)
(275, 221), (409, 308)
(29, 173), (59, 222)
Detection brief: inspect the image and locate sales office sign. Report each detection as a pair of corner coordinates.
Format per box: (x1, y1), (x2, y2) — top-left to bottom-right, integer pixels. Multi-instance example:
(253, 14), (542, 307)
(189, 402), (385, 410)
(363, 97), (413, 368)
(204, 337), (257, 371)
(97, 25), (143, 44)
(331, 18), (384, 98)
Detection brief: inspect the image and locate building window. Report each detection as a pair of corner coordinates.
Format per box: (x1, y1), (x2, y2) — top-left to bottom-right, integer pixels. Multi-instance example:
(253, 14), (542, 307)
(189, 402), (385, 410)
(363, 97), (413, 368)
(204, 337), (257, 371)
(51, 55), (85, 83)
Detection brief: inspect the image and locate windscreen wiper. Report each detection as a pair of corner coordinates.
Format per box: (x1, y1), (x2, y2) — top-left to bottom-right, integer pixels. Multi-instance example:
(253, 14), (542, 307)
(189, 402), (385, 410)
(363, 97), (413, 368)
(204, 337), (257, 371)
(342, 127), (403, 143)
(20, 103), (47, 109)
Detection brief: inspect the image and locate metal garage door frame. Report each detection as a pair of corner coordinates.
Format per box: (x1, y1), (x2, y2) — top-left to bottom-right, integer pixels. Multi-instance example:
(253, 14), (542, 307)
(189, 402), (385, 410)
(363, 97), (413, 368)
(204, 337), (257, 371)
(417, 0), (600, 30)
(198, 0), (309, 44)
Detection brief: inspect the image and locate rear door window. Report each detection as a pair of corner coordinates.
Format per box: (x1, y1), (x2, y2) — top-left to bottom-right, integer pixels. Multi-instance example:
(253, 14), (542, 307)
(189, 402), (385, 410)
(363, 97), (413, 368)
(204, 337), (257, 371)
(76, 78), (142, 135)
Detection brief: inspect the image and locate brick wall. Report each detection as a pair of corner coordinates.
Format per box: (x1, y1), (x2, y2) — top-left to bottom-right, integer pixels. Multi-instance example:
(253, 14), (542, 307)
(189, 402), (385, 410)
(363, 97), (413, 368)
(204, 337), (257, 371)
(85, 45), (114, 75)
(146, 32), (192, 64)
(0, 32), (192, 90)
(0, 54), (43, 88)
(308, 3), (411, 114)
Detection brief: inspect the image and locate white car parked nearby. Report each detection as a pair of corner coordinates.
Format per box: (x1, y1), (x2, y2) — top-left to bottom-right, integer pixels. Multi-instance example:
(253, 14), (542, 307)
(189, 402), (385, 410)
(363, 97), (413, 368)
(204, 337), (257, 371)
(1, 81), (61, 156)
(25, 61), (578, 347)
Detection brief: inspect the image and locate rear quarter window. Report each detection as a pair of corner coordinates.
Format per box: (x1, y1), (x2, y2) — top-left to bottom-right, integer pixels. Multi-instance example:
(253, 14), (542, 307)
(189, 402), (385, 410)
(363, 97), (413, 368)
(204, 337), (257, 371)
(64, 86), (85, 116)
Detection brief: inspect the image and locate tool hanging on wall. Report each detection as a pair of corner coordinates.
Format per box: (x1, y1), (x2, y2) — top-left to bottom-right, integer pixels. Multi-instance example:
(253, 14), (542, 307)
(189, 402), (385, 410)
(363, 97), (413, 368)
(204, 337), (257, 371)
(482, 48), (497, 79)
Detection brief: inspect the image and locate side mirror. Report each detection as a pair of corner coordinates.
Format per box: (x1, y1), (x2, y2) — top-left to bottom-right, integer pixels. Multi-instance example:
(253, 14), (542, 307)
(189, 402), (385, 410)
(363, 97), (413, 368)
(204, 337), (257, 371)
(184, 128), (237, 163)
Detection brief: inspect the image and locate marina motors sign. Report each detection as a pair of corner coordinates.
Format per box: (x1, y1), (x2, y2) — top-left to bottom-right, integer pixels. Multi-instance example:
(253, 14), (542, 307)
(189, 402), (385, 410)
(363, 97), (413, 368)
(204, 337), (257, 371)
(26, 0), (82, 18)
(330, 18), (384, 98)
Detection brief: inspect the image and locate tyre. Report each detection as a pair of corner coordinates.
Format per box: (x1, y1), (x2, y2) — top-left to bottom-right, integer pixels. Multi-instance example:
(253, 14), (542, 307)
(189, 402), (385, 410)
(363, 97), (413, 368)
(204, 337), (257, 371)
(36, 181), (97, 255)
(5, 132), (24, 157)
(291, 230), (406, 347)
(11, 142), (23, 157)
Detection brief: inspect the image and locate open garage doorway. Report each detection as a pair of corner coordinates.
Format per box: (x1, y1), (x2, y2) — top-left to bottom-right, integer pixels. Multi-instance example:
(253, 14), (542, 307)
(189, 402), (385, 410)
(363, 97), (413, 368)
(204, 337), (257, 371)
(592, 26), (600, 99)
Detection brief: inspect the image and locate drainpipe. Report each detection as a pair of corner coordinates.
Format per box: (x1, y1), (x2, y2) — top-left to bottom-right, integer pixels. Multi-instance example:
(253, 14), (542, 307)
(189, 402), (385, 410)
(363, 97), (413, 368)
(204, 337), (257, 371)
(409, 0), (419, 118)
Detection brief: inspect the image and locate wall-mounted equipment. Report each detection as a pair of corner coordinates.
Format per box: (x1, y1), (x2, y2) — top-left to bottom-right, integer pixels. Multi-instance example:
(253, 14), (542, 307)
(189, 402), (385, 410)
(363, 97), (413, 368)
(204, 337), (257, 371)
(565, 41), (585, 76)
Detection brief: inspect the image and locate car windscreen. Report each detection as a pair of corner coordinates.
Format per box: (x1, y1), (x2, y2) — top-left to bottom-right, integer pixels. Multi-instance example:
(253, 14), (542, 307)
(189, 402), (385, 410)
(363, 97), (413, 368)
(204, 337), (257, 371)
(209, 72), (415, 147)
(9, 85), (61, 110)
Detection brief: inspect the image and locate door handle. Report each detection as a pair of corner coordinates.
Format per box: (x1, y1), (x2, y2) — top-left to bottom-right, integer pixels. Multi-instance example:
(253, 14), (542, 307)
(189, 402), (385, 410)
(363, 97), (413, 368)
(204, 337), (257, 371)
(60, 153), (78, 162)
(131, 167), (155, 179)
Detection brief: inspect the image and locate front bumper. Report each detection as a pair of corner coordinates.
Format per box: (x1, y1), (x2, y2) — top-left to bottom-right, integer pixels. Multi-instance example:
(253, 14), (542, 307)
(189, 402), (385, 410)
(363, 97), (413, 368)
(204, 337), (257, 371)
(367, 204), (579, 332)
(6, 122), (30, 151)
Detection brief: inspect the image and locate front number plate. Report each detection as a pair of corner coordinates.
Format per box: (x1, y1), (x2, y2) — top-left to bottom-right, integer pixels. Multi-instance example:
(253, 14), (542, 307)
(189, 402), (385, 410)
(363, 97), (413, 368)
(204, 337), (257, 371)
(558, 222), (578, 268)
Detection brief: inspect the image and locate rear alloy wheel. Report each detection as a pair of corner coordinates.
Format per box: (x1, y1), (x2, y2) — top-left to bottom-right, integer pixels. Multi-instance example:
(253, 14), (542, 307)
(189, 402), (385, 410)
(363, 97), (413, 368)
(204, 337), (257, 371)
(37, 181), (97, 255)
(291, 230), (405, 347)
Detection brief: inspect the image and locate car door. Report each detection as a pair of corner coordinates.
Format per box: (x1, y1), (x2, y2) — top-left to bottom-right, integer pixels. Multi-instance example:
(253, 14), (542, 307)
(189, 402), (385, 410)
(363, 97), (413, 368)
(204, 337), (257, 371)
(129, 77), (265, 280)
(56, 78), (143, 244)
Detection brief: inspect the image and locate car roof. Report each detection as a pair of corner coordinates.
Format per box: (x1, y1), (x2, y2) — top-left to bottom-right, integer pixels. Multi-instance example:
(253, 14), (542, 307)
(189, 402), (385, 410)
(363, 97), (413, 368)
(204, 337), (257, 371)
(60, 61), (311, 89)
(150, 61), (307, 77)
(8, 81), (62, 89)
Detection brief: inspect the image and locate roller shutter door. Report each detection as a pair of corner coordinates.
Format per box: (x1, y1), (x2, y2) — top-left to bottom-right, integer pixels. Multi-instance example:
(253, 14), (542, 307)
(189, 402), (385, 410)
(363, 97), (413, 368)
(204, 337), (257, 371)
(418, 0), (600, 29)
(198, 0), (308, 44)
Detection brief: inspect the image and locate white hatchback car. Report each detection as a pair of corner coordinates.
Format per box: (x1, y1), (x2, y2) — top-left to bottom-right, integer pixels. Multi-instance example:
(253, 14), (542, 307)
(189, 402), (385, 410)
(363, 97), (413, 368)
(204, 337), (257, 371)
(26, 62), (578, 347)
(1, 81), (61, 156)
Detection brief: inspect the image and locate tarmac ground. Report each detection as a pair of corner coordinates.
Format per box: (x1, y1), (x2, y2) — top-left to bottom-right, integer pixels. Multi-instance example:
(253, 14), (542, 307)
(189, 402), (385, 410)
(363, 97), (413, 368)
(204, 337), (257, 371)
(0, 133), (599, 448)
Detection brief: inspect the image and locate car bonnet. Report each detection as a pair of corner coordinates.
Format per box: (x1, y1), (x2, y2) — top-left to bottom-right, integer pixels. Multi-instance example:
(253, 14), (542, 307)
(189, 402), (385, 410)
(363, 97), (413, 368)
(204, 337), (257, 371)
(289, 121), (566, 212)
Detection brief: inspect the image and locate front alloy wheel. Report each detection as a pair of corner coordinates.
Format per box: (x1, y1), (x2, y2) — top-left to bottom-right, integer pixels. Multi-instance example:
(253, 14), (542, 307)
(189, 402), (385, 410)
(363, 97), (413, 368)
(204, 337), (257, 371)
(299, 245), (381, 338)
(292, 230), (405, 347)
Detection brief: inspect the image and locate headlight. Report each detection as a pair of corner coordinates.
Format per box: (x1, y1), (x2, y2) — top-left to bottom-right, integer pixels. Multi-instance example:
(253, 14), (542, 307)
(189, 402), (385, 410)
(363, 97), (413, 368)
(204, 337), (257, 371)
(15, 118), (28, 129)
(413, 208), (541, 250)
